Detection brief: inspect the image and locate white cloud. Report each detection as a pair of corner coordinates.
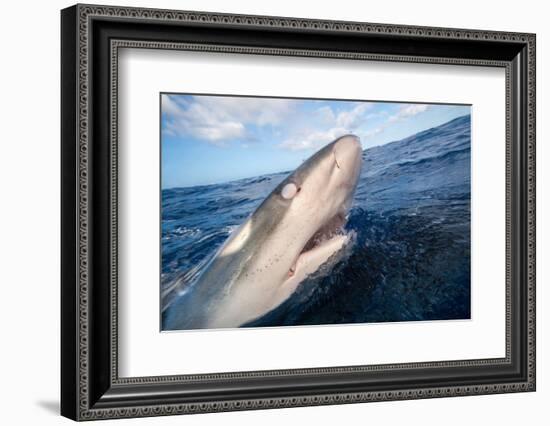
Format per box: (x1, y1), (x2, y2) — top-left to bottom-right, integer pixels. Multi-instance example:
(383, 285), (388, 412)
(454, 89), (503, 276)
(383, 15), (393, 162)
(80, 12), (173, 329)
(162, 95), (295, 145)
(335, 102), (373, 128)
(388, 104), (429, 123)
(357, 103), (430, 143)
(161, 95), (183, 117)
(315, 105), (336, 124)
(279, 103), (375, 151)
(280, 127), (348, 151)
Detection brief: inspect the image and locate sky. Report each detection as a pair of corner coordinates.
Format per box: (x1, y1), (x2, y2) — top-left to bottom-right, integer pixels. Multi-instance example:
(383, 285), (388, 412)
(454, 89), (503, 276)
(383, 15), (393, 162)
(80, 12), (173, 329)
(161, 94), (470, 189)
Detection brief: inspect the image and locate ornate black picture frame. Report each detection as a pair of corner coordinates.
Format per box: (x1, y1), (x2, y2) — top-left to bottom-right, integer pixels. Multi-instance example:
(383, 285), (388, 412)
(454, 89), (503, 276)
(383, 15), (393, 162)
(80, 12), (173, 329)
(61, 4), (536, 421)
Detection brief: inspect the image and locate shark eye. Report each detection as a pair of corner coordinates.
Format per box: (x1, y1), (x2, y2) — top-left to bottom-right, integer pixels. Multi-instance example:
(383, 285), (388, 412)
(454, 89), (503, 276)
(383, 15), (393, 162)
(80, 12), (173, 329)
(281, 183), (298, 199)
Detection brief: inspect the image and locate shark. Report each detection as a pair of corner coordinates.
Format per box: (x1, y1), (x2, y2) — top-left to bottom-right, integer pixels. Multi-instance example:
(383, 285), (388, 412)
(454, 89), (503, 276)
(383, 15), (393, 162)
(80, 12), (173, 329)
(163, 134), (363, 330)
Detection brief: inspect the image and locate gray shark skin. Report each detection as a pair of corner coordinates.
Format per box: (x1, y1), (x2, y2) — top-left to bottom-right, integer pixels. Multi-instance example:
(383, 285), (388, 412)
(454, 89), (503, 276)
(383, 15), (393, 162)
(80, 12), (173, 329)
(164, 135), (363, 330)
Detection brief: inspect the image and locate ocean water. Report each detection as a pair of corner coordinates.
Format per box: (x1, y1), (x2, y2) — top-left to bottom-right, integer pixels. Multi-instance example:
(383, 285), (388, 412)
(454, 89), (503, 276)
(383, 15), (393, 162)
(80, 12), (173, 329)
(161, 114), (471, 329)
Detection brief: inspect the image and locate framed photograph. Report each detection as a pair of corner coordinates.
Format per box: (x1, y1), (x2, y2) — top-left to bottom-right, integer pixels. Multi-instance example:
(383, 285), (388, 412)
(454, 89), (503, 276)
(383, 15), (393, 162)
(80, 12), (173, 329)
(61, 4), (536, 421)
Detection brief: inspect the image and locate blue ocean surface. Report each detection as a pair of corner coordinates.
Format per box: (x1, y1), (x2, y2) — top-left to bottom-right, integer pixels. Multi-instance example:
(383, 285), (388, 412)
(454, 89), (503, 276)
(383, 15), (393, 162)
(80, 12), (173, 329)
(161, 114), (471, 328)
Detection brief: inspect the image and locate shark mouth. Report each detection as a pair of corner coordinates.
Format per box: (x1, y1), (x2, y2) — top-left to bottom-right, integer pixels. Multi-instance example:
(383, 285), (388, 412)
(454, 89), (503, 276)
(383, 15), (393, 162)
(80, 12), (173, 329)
(288, 212), (348, 277)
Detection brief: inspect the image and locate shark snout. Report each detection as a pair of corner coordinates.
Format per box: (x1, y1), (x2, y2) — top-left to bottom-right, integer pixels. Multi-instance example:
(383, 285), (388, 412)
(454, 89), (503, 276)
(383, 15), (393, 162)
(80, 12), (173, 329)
(333, 135), (362, 177)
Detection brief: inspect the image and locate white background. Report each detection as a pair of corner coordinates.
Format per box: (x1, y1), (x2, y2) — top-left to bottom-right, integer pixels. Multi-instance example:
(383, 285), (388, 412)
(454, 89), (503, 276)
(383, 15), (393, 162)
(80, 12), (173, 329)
(119, 49), (506, 377)
(0, 0), (547, 425)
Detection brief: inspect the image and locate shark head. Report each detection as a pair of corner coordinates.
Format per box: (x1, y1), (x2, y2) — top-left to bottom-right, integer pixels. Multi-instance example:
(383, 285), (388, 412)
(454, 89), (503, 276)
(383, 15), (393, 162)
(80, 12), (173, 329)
(164, 135), (363, 330)
(262, 134), (362, 284)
